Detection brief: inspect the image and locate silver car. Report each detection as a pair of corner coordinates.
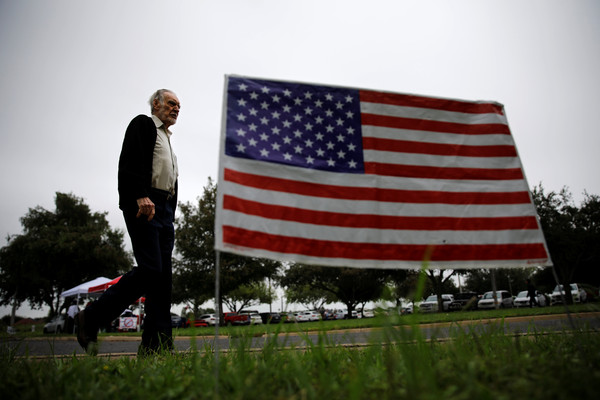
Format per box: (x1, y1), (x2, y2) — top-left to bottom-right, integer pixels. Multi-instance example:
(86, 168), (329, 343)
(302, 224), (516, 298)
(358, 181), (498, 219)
(550, 284), (587, 305)
(477, 290), (514, 309)
(197, 313), (218, 326)
(43, 314), (66, 334)
(240, 313), (263, 325)
(514, 290), (547, 307)
(419, 294), (454, 313)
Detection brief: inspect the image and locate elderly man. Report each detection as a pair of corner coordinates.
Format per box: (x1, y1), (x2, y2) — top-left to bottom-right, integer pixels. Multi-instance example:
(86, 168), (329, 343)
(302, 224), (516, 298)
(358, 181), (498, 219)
(77, 89), (181, 355)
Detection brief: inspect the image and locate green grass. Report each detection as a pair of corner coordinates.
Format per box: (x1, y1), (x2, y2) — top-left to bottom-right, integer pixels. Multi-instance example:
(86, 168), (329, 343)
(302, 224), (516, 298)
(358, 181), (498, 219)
(2, 319), (599, 400)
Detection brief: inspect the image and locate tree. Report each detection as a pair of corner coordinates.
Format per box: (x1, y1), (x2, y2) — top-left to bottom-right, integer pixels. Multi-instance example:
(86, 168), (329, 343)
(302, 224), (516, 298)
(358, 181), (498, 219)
(284, 283), (336, 311)
(172, 179), (217, 315)
(0, 192), (132, 318)
(280, 264), (388, 316)
(379, 269), (416, 308)
(222, 281), (276, 313)
(463, 268), (534, 296)
(0, 234), (33, 323)
(425, 269), (458, 311)
(173, 178), (282, 319)
(531, 185), (600, 302)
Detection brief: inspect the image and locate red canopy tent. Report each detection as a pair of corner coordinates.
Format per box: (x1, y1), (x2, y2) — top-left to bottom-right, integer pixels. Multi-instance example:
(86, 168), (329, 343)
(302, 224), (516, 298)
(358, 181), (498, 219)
(88, 276), (145, 303)
(88, 276), (122, 293)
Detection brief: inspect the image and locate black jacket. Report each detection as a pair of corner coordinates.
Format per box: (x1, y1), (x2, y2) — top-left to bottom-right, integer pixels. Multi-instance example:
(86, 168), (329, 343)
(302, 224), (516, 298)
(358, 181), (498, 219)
(117, 114), (178, 211)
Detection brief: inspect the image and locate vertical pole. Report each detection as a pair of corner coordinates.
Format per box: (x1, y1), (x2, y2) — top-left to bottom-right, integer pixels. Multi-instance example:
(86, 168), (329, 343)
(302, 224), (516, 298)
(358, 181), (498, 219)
(214, 250), (221, 396)
(10, 294), (17, 328)
(491, 269), (498, 309)
(268, 278), (272, 313)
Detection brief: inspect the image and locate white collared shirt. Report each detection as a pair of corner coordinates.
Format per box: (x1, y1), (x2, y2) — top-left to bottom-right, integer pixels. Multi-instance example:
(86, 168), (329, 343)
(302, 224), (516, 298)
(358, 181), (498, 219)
(151, 115), (178, 194)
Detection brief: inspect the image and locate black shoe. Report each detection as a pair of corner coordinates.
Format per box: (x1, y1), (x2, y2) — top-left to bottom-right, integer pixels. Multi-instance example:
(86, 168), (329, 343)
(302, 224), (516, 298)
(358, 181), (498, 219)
(76, 311), (98, 353)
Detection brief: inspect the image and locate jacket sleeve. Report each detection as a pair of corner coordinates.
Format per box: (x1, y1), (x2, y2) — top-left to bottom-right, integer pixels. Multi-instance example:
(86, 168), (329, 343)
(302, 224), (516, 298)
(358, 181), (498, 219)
(118, 115), (156, 209)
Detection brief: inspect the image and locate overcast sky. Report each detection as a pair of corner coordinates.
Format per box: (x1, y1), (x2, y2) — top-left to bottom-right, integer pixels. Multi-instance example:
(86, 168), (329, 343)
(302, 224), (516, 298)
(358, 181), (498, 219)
(1, 0), (599, 318)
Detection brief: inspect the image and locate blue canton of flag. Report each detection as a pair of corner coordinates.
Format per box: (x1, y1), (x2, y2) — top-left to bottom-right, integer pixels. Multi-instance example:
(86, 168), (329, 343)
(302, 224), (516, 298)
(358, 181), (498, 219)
(225, 76), (365, 173)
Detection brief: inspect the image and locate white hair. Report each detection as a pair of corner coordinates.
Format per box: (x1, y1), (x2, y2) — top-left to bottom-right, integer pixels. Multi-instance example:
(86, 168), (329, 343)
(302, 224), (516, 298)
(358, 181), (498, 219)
(148, 89), (176, 113)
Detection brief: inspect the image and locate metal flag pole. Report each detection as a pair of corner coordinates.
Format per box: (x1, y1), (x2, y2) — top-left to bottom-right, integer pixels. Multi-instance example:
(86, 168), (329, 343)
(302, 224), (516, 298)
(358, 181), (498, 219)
(490, 269), (499, 309)
(214, 250), (221, 395)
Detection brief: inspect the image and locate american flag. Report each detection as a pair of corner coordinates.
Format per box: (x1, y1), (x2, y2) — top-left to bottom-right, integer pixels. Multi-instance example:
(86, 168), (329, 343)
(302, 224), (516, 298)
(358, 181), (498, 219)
(214, 75), (551, 269)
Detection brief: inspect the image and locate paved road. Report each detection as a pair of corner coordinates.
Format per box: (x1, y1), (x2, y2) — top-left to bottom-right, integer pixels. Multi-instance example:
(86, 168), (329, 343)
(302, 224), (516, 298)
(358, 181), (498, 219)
(4, 312), (599, 358)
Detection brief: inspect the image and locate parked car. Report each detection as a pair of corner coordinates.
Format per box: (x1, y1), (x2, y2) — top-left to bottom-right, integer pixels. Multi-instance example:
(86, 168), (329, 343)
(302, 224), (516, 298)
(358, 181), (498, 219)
(360, 309), (375, 318)
(419, 294), (454, 313)
(400, 304), (413, 315)
(550, 283), (587, 305)
(321, 310), (333, 320)
(43, 314), (66, 334)
(514, 290), (547, 307)
(259, 312), (282, 324)
(295, 310), (321, 322)
(344, 310), (358, 319)
(170, 313), (187, 328)
(308, 310), (322, 321)
(241, 313), (263, 325)
(197, 313), (218, 326)
(448, 292), (479, 311)
(579, 284), (598, 302)
(322, 309), (345, 320)
(290, 312), (304, 322)
(187, 319), (209, 328)
(477, 290), (513, 309)
(223, 312), (250, 325)
(282, 312), (296, 323)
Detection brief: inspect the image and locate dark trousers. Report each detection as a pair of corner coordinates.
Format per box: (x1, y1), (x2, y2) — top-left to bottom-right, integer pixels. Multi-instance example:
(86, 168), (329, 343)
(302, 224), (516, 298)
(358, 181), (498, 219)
(66, 316), (75, 334)
(86, 192), (175, 350)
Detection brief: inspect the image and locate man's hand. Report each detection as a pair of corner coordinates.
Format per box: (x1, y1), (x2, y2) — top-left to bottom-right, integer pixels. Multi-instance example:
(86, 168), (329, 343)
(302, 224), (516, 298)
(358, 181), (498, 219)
(136, 197), (155, 221)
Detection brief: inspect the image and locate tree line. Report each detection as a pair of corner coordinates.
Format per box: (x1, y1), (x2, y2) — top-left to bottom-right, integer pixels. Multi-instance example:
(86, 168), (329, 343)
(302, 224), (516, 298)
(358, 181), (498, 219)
(1, 181), (598, 323)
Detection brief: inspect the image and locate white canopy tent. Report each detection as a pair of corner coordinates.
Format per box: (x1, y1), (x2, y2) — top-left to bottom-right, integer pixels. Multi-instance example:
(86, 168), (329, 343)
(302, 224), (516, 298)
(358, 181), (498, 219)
(60, 277), (111, 299)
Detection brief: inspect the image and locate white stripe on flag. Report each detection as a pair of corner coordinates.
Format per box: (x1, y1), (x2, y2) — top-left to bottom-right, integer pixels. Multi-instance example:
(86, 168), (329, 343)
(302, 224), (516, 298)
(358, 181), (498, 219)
(360, 102), (509, 125)
(362, 126), (517, 147)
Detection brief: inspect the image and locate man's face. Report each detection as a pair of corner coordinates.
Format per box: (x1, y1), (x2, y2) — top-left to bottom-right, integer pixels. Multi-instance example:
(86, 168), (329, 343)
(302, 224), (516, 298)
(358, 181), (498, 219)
(153, 91), (180, 129)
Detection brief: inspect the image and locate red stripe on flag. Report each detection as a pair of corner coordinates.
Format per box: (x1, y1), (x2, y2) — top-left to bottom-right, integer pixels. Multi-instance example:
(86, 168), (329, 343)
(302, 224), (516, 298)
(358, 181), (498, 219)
(224, 195), (540, 231)
(361, 113), (511, 135)
(222, 226), (549, 262)
(359, 90), (505, 115)
(362, 137), (517, 157)
(364, 163), (524, 180)
(224, 169), (531, 204)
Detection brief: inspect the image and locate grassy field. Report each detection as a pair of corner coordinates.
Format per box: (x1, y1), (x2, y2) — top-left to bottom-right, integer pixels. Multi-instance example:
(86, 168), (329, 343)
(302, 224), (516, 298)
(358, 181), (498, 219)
(1, 304), (599, 399)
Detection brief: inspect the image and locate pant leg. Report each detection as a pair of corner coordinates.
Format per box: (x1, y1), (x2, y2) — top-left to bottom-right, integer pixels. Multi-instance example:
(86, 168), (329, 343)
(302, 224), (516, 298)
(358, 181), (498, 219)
(141, 252), (173, 349)
(126, 194), (175, 351)
(85, 267), (151, 328)
(85, 194), (174, 350)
